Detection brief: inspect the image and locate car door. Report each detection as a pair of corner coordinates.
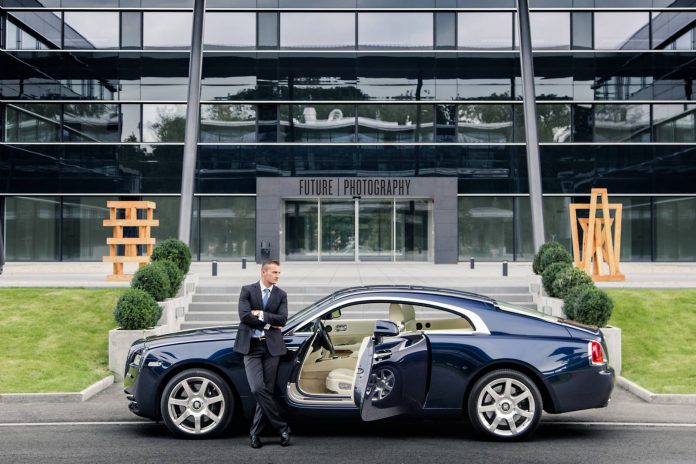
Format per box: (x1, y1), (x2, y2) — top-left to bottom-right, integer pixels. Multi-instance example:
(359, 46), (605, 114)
(353, 328), (430, 421)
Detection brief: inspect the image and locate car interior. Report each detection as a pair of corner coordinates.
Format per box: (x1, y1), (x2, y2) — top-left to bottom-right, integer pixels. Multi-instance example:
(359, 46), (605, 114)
(294, 301), (474, 399)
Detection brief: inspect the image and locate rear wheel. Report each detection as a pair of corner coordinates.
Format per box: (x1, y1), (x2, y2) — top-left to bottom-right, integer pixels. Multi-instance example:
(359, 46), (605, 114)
(160, 369), (234, 438)
(467, 369), (542, 441)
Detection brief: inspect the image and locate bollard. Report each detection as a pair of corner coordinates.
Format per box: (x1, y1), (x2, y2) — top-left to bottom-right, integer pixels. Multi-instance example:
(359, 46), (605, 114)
(502, 260), (508, 277)
(470, 257), (475, 269)
(212, 260), (218, 277)
(242, 257), (247, 269)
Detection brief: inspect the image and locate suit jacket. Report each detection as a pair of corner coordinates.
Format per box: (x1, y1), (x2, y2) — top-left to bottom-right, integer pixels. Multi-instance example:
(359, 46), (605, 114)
(233, 282), (288, 357)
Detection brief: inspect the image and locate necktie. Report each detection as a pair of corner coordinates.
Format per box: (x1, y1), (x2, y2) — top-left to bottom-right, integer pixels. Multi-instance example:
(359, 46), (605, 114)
(263, 288), (270, 309)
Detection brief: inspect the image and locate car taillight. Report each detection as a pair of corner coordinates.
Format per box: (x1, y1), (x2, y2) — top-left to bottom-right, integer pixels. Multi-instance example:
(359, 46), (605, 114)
(589, 340), (606, 366)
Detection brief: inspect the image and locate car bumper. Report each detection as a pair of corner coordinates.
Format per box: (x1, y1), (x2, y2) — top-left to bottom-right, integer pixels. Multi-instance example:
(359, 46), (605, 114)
(548, 365), (615, 413)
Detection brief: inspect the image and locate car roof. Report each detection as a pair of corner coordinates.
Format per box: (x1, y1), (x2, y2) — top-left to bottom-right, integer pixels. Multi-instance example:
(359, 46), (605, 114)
(323, 285), (497, 306)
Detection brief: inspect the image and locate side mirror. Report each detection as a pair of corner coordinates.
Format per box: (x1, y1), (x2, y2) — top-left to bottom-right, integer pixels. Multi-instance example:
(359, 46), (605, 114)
(374, 320), (399, 344)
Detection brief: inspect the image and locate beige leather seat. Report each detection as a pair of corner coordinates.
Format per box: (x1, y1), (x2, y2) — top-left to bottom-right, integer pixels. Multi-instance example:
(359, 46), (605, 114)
(325, 368), (354, 395)
(389, 303), (417, 332)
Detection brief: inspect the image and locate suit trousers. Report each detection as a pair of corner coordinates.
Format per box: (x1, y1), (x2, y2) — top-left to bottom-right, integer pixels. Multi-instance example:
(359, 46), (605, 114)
(243, 339), (288, 435)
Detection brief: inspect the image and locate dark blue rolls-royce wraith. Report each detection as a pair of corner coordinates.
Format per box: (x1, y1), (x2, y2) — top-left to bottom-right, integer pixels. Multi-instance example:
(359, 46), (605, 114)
(123, 286), (614, 440)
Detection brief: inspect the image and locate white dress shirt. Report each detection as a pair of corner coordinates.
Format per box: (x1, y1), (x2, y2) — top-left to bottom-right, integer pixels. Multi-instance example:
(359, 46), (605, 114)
(253, 280), (274, 337)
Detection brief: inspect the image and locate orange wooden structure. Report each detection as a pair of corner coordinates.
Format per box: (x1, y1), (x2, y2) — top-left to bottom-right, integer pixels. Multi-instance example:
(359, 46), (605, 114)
(569, 188), (624, 282)
(103, 201), (159, 281)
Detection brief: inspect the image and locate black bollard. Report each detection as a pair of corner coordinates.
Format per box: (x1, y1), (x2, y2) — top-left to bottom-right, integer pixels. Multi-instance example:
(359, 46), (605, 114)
(212, 260), (218, 277)
(242, 257), (247, 269)
(470, 257), (475, 269)
(502, 260), (508, 277)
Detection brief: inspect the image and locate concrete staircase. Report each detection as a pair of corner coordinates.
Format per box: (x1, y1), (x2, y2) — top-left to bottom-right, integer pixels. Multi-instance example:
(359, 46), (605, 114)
(180, 280), (537, 330)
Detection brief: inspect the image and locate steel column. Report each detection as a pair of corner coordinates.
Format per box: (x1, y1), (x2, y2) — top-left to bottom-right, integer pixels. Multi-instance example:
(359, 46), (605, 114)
(517, 0), (546, 250)
(178, 0), (206, 245)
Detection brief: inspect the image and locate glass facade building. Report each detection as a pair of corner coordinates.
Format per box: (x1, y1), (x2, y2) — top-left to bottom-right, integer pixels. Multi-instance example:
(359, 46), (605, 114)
(1, 1), (696, 262)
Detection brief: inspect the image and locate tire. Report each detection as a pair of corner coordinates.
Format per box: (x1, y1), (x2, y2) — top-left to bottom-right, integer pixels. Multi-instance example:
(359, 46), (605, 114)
(467, 369), (543, 441)
(160, 368), (234, 438)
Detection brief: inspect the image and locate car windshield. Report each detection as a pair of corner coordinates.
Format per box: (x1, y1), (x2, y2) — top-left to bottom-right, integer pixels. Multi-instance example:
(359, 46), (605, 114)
(284, 293), (334, 327)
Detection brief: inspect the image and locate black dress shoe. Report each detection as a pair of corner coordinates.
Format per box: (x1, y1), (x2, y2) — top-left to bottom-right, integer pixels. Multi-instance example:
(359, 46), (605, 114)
(250, 435), (262, 449)
(280, 429), (291, 447)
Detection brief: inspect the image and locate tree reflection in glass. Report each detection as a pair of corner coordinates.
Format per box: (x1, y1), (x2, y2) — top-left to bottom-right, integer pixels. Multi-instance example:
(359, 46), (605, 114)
(280, 104), (356, 142)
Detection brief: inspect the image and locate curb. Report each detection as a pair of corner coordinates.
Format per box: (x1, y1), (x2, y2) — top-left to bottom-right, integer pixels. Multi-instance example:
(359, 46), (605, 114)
(0, 375), (114, 404)
(617, 376), (696, 405)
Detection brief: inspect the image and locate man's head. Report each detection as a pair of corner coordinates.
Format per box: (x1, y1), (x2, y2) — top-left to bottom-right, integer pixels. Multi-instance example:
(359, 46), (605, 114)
(261, 259), (281, 287)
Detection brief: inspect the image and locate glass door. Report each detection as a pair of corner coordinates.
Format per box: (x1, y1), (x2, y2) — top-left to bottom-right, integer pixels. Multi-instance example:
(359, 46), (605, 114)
(320, 200), (355, 261)
(284, 200), (318, 261)
(395, 200), (431, 262)
(358, 200), (393, 261)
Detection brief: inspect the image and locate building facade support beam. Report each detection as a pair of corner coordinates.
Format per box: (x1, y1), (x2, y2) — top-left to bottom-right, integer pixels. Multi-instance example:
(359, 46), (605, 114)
(517, 0), (546, 250)
(178, 0), (206, 245)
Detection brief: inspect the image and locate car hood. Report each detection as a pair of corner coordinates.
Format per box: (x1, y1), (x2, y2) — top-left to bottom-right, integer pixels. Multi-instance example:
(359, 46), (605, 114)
(143, 325), (239, 349)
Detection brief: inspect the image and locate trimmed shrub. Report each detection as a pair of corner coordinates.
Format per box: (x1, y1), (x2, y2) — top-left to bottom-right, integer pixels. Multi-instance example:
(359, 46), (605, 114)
(562, 285), (614, 327)
(151, 239), (192, 275)
(533, 242), (572, 275)
(131, 263), (170, 302)
(551, 266), (594, 300)
(541, 261), (572, 297)
(113, 288), (162, 330)
(156, 259), (183, 298)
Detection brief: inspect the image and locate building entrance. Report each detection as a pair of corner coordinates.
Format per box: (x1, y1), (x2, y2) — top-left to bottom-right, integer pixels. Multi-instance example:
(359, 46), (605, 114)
(283, 198), (432, 262)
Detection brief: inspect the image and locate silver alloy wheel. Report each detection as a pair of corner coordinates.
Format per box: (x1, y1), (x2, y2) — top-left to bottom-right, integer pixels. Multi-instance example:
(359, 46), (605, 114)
(370, 368), (395, 401)
(167, 376), (226, 435)
(475, 377), (536, 437)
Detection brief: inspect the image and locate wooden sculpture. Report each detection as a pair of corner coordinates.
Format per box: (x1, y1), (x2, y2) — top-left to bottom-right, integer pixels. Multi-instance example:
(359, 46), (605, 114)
(569, 189), (625, 282)
(103, 201), (159, 281)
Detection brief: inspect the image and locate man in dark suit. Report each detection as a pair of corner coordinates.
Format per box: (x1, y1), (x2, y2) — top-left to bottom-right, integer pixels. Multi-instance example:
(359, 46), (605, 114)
(233, 259), (291, 448)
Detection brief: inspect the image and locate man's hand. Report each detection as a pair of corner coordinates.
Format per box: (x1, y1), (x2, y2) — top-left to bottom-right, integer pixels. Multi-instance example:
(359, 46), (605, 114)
(251, 310), (261, 317)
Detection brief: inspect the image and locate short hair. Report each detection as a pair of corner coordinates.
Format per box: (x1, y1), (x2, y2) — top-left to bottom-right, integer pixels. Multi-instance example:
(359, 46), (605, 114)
(262, 259), (280, 270)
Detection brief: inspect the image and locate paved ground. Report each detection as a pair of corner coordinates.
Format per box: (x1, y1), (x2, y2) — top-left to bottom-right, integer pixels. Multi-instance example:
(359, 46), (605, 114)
(1, 261), (695, 288)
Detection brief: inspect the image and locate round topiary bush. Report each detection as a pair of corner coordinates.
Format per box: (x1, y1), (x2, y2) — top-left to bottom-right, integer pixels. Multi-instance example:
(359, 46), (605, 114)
(541, 261), (572, 297)
(113, 288), (162, 330)
(131, 263), (171, 302)
(151, 238), (192, 275)
(551, 265), (594, 300)
(562, 285), (614, 327)
(533, 242), (572, 275)
(155, 259), (183, 298)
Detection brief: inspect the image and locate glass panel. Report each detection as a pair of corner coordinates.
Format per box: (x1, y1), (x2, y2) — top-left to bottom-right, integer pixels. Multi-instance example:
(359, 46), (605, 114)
(358, 200), (392, 262)
(280, 12), (355, 50)
(594, 104), (650, 142)
(357, 104), (427, 143)
(395, 200), (430, 262)
(435, 12), (456, 49)
(5, 196), (60, 261)
(571, 12), (592, 50)
(198, 196), (255, 260)
(457, 104), (513, 143)
(594, 12), (650, 50)
(121, 104), (141, 142)
(514, 196), (534, 261)
(653, 104), (696, 143)
(257, 104), (278, 142)
(204, 12), (256, 50)
(572, 104), (593, 142)
(613, 196), (652, 262)
(321, 200), (355, 261)
(121, 12), (142, 49)
(7, 12), (62, 49)
(543, 196), (572, 251)
(538, 104), (571, 143)
(655, 197), (696, 261)
(280, 104), (356, 142)
(458, 197), (513, 261)
(529, 12), (570, 50)
(285, 200), (318, 261)
(62, 196), (114, 260)
(358, 13), (433, 49)
(63, 104), (120, 142)
(200, 104), (256, 142)
(142, 196), (180, 246)
(142, 104), (187, 143)
(5, 17), (51, 50)
(5, 104), (61, 142)
(143, 12), (192, 49)
(64, 12), (119, 49)
(435, 104), (456, 142)
(458, 12), (512, 50)
(258, 12), (279, 48)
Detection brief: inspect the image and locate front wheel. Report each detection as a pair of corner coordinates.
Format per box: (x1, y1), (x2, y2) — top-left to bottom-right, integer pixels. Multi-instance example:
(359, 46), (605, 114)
(467, 369), (542, 441)
(160, 369), (234, 438)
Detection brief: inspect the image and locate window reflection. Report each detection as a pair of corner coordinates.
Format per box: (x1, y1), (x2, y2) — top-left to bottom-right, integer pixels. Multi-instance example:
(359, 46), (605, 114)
(280, 104), (356, 142)
(654, 104), (696, 143)
(204, 12), (256, 49)
(280, 13), (355, 49)
(594, 12), (650, 50)
(656, 197), (696, 261)
(63, 104), (120, 142)
(64, 12), (119, 49)
(529, 12), (570, 50)
(199, 197), (255, 260)
(458, 104), (513, 143)
(359, 13), (433, 49)
(458, 13), (512, 50)
(200, 104), (257, 142)
(436, 104), (456, 142)
(516, 104), (571, 143)
(594, 104), (650, 142)
(143, 12), (192, 49)
(5, 104), (61, 142)
(142, 104), (187, 142)
(459, 197), (514, 261)
(5, 18), (52, 50)
(62, 196), (115, 260)
(357, 104), (431, 142)
(5, 196), (60, 261)
(6, 12), (61, 49)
